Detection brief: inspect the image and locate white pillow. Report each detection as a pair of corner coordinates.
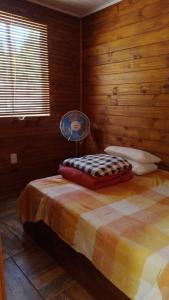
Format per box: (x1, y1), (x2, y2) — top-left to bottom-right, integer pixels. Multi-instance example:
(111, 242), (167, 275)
(127, 160), (158, 175)
(104, 146), (161, 164)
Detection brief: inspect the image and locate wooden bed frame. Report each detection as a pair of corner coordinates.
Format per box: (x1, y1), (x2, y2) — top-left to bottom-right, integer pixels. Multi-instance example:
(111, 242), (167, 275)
(24, 221), (130, 300)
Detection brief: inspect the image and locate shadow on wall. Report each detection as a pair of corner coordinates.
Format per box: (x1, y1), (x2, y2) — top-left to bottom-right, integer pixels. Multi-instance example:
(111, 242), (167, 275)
(87, 123), (105, 153)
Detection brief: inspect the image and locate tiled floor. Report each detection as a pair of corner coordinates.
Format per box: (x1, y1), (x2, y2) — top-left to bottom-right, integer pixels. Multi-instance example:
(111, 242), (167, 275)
(0, 197), (94, 300)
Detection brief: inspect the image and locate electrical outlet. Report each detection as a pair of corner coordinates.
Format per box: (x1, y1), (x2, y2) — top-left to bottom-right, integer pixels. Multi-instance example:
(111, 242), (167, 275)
(10, 153), (18, 164)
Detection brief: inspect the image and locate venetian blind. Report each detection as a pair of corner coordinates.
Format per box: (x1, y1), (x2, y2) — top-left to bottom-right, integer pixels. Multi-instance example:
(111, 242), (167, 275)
(0, 10), (50, 118)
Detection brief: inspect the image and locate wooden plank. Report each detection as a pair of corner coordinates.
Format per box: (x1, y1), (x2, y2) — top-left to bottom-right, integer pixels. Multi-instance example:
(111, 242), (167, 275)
(87, 105), (169, 119)
(108, 116), (169, 132)
(4, 257), (43, 300)
(86, 68), (169, 85)
(13, 247), (55, 277)
(12, 247), (76, 299)
(30, 263), (75, 299)
(86, 94), (169, 107)
(84, 41), (169, 67)
(64, 282), (94, 300)
(84, 0), (160, 26)
(85, 12), (169, 47)
(105, 136), (169, 162)
(0, 218), (37, 258)
(105, 125), (169, 145)
(87, 112), (169, 132)
(84, 0), (169, 38)
(85, 82), (169, 96)
(86, 55), (169, 75)
(86, 27), (169, 56)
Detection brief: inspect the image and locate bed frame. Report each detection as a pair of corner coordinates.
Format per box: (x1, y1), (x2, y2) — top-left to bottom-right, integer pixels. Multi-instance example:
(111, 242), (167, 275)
(24, 221), (130, 300)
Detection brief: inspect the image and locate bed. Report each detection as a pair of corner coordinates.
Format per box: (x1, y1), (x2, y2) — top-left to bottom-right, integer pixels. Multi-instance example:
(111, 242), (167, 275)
(18, 169), (169, 300)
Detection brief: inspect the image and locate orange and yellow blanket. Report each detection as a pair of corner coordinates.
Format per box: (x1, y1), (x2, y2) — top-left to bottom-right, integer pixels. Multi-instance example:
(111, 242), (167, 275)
(18, 170), (169, 300)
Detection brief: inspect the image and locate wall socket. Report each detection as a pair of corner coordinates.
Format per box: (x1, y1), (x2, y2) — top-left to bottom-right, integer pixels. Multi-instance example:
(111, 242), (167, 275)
(10, 153), (18, 164)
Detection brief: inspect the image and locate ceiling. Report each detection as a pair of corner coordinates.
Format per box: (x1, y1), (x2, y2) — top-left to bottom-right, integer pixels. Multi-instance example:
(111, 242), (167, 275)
(27, 0), (122, 17)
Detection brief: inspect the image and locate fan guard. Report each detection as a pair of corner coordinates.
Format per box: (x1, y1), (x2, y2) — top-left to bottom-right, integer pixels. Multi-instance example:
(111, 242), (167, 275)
(60, 110), (90, 142)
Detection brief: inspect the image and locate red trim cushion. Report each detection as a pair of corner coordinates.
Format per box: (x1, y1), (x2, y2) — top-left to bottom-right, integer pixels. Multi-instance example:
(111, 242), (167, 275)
(59, 165), (133, 190)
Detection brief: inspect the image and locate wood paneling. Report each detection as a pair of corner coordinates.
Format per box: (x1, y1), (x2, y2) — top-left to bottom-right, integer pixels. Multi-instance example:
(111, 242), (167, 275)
(1, 0), (169, 196)
(83, 0), (169, 166)
(0, 0), (80, 198)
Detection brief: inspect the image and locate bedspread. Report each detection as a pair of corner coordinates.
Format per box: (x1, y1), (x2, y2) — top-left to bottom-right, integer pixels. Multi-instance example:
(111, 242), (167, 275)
(18, 170), (169, 300)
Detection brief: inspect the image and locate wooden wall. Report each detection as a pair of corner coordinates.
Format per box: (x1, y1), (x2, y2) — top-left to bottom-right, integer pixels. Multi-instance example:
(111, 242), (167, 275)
(1, 0), (169, 198)
(83, 0), (169, 167)
(0, 0), (80, 198)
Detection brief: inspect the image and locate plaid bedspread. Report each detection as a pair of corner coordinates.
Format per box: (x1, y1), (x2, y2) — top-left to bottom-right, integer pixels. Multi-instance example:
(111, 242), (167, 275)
(18, 170), (169, 300)
(62, 154), (131, 176)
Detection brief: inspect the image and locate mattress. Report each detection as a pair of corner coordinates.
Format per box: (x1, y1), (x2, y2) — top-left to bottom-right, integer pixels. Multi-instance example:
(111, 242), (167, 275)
(18, 170), (169, 300)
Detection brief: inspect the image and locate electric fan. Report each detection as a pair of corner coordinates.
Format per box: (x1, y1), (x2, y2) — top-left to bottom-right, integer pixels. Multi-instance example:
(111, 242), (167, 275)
(60, 110), (90, 142)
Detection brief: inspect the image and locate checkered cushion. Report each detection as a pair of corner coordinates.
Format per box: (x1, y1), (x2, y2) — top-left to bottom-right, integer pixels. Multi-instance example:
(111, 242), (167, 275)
(62, 154), (131, 177)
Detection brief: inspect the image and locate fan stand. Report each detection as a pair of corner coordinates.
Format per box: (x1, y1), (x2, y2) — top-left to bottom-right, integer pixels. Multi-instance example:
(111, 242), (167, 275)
(75, 141), (79, 157)
(75, 140), (83, 157)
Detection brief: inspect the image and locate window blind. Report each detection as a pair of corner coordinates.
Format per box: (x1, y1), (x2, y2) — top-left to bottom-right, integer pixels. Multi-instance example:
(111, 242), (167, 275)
(0, 10), (50, 118)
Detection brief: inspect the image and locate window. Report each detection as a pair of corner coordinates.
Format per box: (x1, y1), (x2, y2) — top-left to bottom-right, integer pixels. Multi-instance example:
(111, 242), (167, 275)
(0, 10), (50, 118)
